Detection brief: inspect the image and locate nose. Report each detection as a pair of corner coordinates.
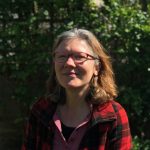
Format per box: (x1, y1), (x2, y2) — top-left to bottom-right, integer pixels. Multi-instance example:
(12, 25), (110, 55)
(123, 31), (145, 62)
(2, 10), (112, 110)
(64, 56), (76, 67)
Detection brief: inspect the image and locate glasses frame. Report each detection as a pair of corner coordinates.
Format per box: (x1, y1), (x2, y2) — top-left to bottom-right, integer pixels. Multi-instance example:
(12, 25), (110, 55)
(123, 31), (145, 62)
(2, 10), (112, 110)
(53, 51), (99, 64)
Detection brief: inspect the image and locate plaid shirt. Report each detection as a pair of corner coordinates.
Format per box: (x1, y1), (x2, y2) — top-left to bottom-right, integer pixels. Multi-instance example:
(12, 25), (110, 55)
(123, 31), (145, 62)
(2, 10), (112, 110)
(21, 98), (132, 150)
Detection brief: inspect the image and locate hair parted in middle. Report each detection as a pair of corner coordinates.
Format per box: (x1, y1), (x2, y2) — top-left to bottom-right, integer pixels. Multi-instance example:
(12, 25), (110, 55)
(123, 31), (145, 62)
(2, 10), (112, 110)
(46, 28), (118, 104)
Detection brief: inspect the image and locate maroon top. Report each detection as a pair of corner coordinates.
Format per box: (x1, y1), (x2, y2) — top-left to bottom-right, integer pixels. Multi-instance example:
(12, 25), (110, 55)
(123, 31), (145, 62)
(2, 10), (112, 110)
(21, 97), (132, 150)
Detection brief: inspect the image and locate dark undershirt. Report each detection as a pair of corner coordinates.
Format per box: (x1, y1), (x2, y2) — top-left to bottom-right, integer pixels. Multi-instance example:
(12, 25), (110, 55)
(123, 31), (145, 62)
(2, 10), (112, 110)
(61, 122), (75, 141)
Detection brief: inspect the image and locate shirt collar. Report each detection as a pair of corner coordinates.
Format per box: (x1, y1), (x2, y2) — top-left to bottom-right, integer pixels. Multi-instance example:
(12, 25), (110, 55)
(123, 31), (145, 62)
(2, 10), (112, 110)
(31, 98), (116, 128)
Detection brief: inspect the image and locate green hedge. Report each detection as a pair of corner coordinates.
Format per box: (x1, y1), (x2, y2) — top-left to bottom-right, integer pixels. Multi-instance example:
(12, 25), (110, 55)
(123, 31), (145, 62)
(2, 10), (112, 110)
(0, 0), (150, 147)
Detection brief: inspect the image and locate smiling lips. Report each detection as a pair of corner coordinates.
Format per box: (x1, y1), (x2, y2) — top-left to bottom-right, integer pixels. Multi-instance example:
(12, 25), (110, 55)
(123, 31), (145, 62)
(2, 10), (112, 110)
(63, 71), (78, 77)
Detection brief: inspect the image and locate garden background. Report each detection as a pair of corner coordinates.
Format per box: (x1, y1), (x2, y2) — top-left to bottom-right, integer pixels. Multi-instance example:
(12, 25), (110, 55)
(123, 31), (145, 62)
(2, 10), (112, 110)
(0, 0), (150, 149)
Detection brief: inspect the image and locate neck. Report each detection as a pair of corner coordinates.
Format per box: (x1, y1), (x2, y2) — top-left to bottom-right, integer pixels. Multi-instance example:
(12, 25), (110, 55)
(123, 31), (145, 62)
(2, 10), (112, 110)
(65, 85), (89, 109)
(58, 87), (91, 127)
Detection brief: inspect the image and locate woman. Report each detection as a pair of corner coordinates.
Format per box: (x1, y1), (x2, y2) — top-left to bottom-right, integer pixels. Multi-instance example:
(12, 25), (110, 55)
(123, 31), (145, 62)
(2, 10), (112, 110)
(22, 28), (132, 150)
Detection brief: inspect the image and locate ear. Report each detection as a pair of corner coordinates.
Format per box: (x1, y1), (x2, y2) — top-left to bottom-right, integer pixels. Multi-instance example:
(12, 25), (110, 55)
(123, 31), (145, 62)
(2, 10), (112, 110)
(94, 64), (99, 76)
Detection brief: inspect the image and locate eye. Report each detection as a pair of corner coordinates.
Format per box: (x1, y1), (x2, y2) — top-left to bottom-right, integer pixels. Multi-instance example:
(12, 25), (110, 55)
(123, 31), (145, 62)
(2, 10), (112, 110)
(55, 54), (66, 59)
(54, 53), (68, 63)
(74, 53), (87, 61)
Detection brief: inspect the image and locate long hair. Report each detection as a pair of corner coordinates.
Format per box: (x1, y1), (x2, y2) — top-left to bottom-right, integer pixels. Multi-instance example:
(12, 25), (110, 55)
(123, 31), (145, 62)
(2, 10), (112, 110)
(46, 28), (118, 104)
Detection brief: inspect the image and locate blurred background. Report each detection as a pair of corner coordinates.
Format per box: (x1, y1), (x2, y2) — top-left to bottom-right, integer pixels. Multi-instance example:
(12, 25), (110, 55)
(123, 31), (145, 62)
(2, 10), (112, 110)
(0, 0), (150, 149)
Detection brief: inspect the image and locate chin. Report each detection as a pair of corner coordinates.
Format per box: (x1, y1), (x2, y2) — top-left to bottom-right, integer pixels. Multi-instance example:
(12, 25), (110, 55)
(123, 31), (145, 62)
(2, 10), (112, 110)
(60, 81), (79, 89)
(63, 84), (80, 89)
(62, 82), (89, 91)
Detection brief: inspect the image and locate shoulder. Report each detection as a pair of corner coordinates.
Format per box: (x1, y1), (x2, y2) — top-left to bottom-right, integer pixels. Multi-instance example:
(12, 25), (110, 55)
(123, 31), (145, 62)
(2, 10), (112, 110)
(110, 100), (129, 117)
(29, 97), (57, 126)
(95, 100), (125, 110)
(31, 97), (57, 111)
(109, 100), (130, 125)
(93, 100), (128, 121)
(110, 100), (126, 113)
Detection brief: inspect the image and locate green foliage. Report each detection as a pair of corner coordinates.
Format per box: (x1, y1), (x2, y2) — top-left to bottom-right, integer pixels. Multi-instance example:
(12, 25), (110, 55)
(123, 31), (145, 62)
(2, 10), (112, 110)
(133, 136), (150, 150)
(0, 0), (150, 144)
(103, 3), (150, 139)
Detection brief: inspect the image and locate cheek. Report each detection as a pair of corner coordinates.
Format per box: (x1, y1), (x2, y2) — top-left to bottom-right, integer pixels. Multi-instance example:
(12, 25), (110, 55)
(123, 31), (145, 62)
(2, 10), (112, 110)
(54, 63), (64, 82)
(81, 62), (95, 74)
(54, 63), (58, 72)
(54, 63), (62, 73)
(54, 64), (60, 78)
(78, 67), (94, 81)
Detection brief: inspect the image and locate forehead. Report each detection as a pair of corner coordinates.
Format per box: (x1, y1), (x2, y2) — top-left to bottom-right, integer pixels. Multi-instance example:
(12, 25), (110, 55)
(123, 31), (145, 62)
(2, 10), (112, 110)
(55, 38), (92, 54)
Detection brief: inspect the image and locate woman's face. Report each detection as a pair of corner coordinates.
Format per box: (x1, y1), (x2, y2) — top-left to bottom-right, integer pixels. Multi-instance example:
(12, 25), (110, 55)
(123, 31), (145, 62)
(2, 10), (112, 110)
(54, 38), (98, 91)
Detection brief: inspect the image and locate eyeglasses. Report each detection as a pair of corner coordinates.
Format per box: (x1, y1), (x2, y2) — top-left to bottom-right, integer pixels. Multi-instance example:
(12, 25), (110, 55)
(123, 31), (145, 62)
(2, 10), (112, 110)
(53, 52), (99, 64)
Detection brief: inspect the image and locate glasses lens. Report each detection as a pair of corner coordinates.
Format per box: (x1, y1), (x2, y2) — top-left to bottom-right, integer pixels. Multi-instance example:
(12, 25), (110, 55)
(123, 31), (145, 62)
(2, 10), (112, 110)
(54, 52), (97, 64)
(73, 53), (87, 63)
(54, 53), (67, 63)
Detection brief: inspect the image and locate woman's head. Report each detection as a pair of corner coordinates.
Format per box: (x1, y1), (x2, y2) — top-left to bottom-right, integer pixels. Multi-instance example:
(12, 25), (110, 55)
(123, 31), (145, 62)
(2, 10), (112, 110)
(47, 28), (117, 104)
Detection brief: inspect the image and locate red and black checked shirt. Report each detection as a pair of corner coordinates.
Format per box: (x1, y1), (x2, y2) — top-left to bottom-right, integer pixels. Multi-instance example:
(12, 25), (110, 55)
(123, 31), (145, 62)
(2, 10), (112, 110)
(21, 98), (132, 150)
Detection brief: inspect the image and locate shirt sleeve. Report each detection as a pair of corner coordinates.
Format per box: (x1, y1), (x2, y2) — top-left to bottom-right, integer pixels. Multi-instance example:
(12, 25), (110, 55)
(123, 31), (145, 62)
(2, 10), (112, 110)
(21, 112), (38, 150)
(108, 102), (132, 150)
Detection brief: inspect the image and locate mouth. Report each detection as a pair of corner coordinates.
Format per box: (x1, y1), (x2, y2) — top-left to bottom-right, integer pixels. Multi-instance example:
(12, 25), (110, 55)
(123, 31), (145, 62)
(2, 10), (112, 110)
(63, 72), (78, 77)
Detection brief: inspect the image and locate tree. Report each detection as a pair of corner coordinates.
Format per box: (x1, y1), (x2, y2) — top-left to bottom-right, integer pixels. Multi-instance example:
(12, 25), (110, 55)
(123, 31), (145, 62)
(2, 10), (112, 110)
(0, 0), (150, 149)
